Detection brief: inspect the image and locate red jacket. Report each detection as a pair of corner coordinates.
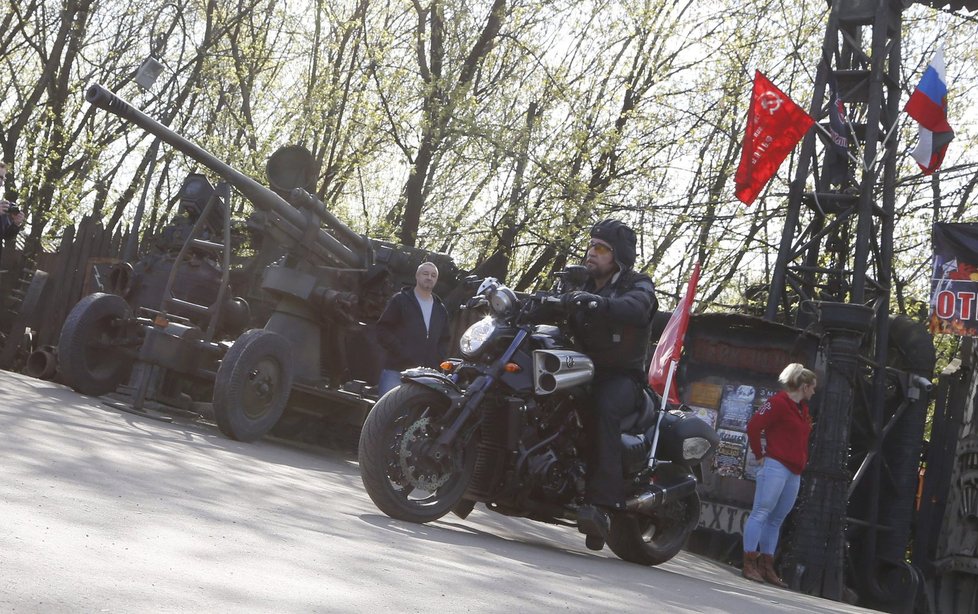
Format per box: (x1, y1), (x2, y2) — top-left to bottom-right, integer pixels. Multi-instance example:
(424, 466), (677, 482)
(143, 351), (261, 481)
(747, 390), (812, 475)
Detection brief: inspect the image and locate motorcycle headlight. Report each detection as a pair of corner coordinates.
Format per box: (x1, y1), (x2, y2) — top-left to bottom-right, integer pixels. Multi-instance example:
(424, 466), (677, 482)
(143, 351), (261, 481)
(459, 315), (495, 358)
(489, 287), (517, 317)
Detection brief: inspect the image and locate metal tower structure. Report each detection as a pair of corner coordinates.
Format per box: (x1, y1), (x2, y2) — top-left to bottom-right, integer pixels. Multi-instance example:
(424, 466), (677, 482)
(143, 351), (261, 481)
(762, 0), (978, 608)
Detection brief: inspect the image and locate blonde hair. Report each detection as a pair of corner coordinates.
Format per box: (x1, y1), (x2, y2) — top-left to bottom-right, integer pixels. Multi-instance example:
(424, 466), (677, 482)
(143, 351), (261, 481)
(779, 363), (817, 392)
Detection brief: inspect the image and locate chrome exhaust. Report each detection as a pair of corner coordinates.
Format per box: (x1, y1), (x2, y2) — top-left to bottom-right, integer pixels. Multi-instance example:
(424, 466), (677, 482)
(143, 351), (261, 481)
(532, 349), (594, 395)
(625, 478), (697, 515)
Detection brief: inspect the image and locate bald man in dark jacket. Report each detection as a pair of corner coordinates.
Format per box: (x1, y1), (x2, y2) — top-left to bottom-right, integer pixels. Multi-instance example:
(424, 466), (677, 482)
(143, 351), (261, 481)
(375, 262), (451, 396)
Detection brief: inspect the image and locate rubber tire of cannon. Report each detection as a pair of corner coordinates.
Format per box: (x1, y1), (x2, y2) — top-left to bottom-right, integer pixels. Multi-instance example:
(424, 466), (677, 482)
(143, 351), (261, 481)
(213, 329), (294, 442)
(58, 292), (133, 397)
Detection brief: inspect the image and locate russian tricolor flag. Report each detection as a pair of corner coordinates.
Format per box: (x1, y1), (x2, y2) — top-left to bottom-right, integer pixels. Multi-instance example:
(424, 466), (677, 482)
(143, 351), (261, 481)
(905, 48), (954, 175)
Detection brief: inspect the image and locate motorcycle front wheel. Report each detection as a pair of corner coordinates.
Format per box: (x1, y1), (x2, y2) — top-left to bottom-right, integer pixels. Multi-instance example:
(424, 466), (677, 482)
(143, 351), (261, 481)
(607, 490), (701, 566)
(358, 382), (473, 523)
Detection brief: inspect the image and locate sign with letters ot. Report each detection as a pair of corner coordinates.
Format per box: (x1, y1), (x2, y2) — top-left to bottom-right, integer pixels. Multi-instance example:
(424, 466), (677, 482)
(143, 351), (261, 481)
(930, 223), (978, 336)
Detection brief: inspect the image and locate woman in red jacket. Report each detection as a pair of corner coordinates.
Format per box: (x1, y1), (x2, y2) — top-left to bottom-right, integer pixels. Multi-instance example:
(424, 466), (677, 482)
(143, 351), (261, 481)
(741, 363), (817, 587)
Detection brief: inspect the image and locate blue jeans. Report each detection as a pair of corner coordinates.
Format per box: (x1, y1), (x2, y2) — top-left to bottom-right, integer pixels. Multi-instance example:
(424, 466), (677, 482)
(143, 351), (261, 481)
(377, 369), (402, 397)
(743, 458), (801, 554)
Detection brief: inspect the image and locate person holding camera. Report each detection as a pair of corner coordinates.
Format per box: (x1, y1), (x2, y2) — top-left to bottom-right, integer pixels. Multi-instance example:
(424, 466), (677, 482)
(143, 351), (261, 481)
(0, 162), (26, 263)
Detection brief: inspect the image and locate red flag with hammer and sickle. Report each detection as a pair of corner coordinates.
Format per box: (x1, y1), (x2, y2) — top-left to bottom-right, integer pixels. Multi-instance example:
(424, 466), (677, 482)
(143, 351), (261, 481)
(734, 71), (814, 206)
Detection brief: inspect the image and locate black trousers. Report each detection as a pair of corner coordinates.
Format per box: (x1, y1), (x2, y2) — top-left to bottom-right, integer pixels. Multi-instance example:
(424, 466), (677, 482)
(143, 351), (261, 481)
(584, 371), (642, 507)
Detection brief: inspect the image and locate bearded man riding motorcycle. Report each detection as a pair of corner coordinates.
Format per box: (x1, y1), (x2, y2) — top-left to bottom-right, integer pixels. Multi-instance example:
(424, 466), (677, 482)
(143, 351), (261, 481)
(561, 219), (658, 550)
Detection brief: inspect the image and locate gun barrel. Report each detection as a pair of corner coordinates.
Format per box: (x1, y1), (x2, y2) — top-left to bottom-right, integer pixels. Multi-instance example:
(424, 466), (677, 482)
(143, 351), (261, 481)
(86, 84), (363, 268)
(289, 188), (366, 252)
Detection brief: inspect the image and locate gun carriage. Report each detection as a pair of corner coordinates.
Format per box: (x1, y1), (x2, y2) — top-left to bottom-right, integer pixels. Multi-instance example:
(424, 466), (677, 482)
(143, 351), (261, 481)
(58, 84), (462, 442)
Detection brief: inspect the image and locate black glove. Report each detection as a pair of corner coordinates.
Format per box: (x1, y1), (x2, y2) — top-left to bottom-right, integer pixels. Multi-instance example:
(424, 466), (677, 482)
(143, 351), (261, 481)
(561, 291), (606, 312)
(523, 300), (556, 323)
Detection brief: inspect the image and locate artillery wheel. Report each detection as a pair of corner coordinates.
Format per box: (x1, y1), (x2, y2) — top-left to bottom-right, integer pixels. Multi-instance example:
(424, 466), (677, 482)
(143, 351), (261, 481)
(58, 292), (133, 396)
(213, 329), (294, 442)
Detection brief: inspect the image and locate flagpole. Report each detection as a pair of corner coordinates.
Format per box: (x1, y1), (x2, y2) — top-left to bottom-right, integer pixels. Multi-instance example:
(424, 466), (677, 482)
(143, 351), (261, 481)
(812, 121), (866, 171)
(842, 111), (866, 171)
(810, 190), (827, 217)
(648, 358), (678, 467)
(661, 359), (678, 408)
(646, 260), (700, 468)
(867, 114), (902, 172)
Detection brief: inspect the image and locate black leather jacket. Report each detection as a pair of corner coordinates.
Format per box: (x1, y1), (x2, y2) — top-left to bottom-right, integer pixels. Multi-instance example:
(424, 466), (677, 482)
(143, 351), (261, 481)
(568, 269), (658, 377)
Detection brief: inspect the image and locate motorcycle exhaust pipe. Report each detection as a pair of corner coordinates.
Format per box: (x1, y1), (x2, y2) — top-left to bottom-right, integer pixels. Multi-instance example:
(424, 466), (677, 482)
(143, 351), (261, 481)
(532, 350), (594, 395)
(625, 477), (697, 515)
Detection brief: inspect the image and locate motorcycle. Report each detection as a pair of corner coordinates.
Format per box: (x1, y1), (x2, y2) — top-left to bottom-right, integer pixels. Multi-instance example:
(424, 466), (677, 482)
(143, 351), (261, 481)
(357, 267), (719, 565)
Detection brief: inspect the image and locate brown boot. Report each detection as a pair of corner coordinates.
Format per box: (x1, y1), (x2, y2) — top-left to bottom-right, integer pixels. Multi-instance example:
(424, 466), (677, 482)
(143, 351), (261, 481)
(759, 554), (788, 588)
(742, 551), (765, 583)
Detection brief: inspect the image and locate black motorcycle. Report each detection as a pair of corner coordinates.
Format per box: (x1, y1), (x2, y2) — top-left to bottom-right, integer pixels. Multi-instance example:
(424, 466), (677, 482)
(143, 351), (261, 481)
(358, 268), (719, 565)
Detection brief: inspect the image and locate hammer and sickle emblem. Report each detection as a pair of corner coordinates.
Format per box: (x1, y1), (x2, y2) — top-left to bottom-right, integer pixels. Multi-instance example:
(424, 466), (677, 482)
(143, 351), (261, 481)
(759, 92), (783, 115)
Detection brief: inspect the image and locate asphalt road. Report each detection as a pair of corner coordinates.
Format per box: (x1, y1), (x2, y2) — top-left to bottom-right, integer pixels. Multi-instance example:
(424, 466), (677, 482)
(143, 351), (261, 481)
(0, 370), (870, 613)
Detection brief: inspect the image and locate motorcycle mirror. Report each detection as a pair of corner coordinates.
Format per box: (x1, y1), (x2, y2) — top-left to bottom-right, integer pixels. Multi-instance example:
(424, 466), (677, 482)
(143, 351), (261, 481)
(476, 277), (499, 295)
(555, 265), (589, 291)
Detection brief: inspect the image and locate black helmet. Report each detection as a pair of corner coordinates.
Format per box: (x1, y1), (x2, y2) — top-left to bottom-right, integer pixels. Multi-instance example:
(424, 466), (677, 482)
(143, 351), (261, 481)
(590, 218), (637, 271)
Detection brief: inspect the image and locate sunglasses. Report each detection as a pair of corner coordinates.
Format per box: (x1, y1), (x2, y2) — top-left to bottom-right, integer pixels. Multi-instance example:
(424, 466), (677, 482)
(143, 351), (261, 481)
(587, 241), (613, 256)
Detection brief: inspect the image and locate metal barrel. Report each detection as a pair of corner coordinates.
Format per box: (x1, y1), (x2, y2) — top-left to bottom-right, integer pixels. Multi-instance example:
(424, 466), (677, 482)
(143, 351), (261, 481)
(85, 83), (363, 268)
(288, 188), (367, 252)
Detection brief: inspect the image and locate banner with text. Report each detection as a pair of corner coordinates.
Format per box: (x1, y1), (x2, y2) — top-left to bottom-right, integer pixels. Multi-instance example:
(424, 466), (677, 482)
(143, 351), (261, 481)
(930, 223), (978, 336)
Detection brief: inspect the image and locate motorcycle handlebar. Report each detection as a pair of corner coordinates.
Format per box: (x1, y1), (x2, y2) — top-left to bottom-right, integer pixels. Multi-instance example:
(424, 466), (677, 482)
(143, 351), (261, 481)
(461, 296), (489, 310)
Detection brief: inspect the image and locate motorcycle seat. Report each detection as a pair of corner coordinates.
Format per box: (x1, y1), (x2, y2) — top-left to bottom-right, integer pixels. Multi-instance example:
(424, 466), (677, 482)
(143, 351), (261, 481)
(620, 389), (658, 434)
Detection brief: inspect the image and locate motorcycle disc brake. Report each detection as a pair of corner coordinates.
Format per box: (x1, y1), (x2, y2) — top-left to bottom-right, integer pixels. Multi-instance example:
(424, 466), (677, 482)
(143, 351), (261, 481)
(398, 417), (451, 491)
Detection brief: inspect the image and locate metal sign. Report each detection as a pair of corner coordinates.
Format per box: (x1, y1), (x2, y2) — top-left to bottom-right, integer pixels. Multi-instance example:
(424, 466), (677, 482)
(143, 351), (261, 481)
(930, 223), (978, 336)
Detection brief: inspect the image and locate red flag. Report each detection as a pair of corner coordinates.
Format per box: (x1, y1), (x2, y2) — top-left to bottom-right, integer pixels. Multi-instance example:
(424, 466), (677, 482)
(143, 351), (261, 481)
(648, 263), (700, 405)
(734, 71), (814, 205)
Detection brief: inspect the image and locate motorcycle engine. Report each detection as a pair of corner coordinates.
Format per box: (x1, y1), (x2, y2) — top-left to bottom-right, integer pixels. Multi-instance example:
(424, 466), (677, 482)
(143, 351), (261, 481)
(526, 449), (584, 503)
(522, 396), (586, 504)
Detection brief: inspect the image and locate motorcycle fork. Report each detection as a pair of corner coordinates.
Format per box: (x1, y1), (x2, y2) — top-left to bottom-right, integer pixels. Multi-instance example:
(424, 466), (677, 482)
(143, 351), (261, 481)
(433, 329), (529, 453)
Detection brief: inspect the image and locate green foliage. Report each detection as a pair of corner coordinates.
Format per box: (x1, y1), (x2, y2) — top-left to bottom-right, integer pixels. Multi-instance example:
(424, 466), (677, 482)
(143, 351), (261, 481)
(0, 0), (976, 315)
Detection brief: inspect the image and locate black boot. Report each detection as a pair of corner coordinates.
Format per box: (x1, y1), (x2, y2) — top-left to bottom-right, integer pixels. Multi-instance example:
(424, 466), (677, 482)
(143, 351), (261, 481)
(577, 504), (611, 551)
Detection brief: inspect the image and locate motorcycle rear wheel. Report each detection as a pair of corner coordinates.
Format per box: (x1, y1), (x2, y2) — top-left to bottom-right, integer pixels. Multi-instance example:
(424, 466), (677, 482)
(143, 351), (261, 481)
(607, 490), (700, 566)
(358, 382), (473, 523)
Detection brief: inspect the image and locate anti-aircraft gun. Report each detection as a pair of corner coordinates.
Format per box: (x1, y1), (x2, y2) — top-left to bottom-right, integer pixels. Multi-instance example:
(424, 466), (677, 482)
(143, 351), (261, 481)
(58, 83), (463, 442)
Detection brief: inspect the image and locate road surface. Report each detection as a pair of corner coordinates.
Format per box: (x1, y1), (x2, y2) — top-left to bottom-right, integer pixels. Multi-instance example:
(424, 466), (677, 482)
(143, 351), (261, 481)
(0, 370), (870, 612)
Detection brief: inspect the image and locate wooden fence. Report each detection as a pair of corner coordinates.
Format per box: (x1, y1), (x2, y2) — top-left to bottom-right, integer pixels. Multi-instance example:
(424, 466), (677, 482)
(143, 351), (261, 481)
(0, 215), (130, 368)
